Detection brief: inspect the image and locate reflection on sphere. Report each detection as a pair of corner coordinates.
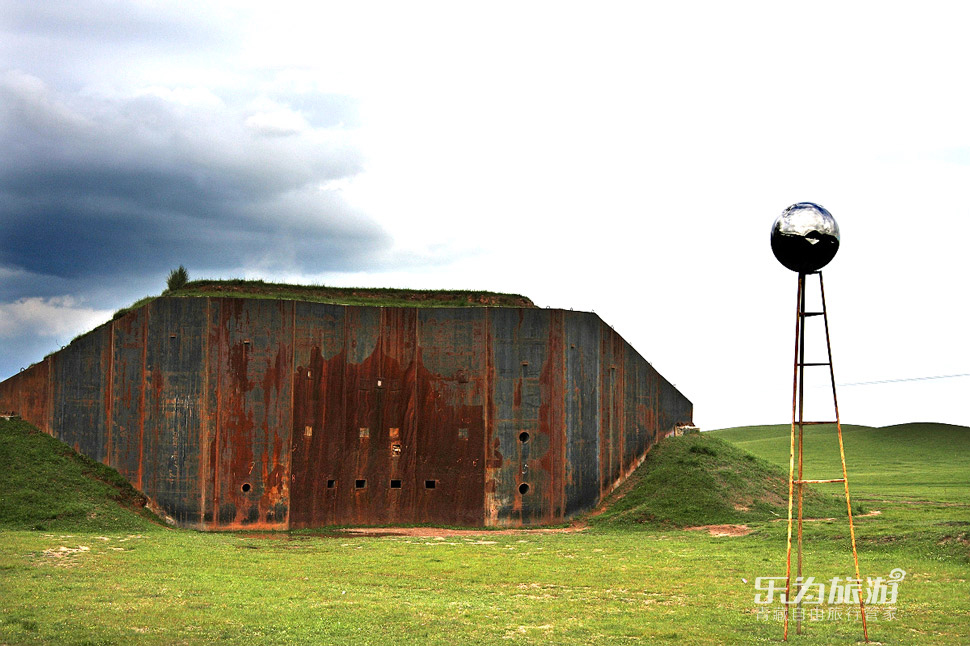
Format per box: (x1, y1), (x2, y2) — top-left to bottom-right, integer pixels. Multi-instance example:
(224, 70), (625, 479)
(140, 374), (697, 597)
(771, 202), (840, 273)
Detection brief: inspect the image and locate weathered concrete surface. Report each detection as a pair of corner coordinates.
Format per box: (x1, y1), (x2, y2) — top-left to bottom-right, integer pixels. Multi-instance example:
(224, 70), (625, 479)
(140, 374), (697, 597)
(0, 297), (692, 529)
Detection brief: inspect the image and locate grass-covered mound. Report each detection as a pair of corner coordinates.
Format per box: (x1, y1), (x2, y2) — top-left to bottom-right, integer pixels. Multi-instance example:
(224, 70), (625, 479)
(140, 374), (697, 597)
(591, 433), (847, 528)
(114, 278), (535, 319)
(0, 418), (160, 532)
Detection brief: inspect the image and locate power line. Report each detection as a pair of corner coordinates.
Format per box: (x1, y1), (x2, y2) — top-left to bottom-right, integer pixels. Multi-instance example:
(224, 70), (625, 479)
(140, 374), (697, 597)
(838, 373), (970, 387)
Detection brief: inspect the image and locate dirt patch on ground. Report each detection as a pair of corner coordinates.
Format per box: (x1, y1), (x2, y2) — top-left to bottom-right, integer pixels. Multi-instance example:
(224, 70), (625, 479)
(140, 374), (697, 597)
(42, 545), (91, 559)
(337, 524), (588, 538)
(684, 524), (753, 537)
(770, 509), (882, 523)
(937, 532), (970, 546)
(856, 498), (970, 508)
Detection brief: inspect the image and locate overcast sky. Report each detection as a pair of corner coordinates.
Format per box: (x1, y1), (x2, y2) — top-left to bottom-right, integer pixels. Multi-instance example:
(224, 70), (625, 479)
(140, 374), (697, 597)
(2, 1), (968, 430)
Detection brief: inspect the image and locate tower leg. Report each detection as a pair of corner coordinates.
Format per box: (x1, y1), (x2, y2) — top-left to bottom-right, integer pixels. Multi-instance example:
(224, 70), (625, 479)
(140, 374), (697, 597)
(783, 273), (804, 641)
(782, 272), (868, 642)
(796, 275), (807, 635)
(819, 273), (869, 642)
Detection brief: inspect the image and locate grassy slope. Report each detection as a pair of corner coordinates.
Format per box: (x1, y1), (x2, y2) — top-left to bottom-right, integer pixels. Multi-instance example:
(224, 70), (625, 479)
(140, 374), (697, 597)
(113, 279), (535, 320)
(1, 421), (968, 644)
(0, 419), (160, 532)
(591, 433), (846, 527)
(711, 422), (970, 503)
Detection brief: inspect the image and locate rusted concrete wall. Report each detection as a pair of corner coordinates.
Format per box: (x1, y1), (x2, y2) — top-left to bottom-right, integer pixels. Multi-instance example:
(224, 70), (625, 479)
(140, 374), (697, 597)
(0, 355), (51, 431)
(288, 305), (490, 528)
(0, 297), (692, 529)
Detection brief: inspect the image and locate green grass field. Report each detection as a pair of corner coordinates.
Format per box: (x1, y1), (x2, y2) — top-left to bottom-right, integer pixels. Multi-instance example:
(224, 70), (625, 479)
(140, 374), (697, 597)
(713, 423), (970, 504)
(1, 419), (968, 645)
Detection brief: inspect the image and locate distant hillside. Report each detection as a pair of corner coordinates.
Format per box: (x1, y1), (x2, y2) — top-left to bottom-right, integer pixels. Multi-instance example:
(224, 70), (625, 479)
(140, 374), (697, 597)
(711, 422), (970, 504)
(591, 433), (846, 528)
(0, 418), (161, 532)
(114, 279), (535, 319)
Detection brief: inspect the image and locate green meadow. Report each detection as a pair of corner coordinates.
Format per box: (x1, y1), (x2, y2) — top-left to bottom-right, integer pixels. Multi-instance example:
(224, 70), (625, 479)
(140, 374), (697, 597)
(713, 422), (970, 504)
(1, 419), (968, 645)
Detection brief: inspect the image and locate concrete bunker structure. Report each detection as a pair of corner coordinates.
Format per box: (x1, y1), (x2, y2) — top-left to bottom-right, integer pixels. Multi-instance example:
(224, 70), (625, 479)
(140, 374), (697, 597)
(0, 297), (692, 529)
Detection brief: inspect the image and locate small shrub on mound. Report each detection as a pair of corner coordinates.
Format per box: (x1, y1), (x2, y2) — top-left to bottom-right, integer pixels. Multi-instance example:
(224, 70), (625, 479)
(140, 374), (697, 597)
(166, 265), (189, 292)
(592, 433), (847, 528)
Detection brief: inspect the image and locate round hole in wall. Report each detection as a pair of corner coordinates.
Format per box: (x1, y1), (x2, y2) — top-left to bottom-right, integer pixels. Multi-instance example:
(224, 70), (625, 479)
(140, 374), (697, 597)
(241, 483), (251, 493)
(518, 431), (530, 443)
(518, 482), (530, 495)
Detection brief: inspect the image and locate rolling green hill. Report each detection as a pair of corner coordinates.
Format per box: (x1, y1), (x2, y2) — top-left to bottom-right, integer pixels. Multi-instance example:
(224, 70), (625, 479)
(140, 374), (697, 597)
(710, 422), (970, 504)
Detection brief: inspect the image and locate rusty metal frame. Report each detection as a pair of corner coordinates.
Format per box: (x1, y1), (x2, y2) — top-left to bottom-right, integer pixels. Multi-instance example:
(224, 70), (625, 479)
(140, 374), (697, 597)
(783, 271), (868, 642)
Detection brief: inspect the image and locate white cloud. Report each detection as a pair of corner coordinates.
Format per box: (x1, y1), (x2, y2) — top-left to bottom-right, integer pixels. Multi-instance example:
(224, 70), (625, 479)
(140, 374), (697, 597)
(0, 297), (112, 339)
(135, 85), (225, 108)
(0, 69), (95, 134)
(245, 106), (308, 137)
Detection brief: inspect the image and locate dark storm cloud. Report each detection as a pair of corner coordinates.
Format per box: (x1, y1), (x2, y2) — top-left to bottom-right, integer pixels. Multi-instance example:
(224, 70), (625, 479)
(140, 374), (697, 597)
(0, 70), (388, 280)
(0, 2), (394, 380)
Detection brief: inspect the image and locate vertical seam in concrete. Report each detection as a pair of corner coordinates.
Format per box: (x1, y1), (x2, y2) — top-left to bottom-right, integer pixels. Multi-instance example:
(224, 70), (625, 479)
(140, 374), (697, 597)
(46, 354), (54, 434)
(559, 310), (567, 518)
(610, 331), (616, 490)
(137, 303), (149, 491)
(412, 308), (419, 516)
(617, 336), (624, 478)
(596, 319), (603, 502)
(483, 308), (492, 526)
(200, 298), (211, 528)
(339, 306), (348, 526)
(287, 299), (296, 530)
(105, 320), (114, 465)
(213, 299), (223, 524)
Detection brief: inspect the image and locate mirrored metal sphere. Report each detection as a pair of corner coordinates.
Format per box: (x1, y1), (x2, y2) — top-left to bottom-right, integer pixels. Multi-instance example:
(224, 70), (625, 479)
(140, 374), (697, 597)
(770, 202), (840, 273)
